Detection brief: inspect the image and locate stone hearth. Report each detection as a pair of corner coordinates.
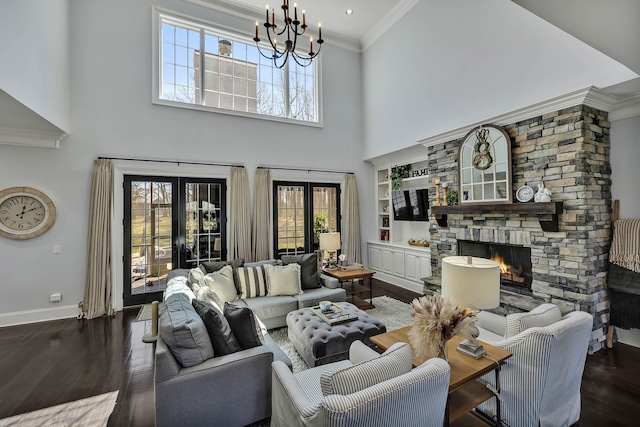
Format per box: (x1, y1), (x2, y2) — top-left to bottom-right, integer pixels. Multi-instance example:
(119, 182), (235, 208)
(427, 105), (611, 353)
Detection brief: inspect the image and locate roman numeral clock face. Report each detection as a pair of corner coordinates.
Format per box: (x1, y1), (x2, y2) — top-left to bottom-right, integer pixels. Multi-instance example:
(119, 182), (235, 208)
(0, 187), (57, 240)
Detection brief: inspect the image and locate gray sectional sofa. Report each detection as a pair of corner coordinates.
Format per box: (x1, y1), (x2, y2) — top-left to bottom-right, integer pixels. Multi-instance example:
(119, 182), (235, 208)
(154, 253), (346, 426)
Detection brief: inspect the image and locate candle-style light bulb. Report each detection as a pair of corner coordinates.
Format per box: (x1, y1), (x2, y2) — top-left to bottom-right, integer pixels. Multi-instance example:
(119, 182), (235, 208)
(294, 3), (298, 20)
(309, 37), (313, 53)
(255, 21), (259, 39)
(265, 5), (269, 23)
(318, 22), (322, 40)
(302, 9), (306, 25)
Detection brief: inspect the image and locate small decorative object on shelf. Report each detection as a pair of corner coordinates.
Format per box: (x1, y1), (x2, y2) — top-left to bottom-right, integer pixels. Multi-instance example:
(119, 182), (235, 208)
(447, 190), (459, 206)
(407, 238), (429, 247)
(382, 217), (389, 227)
(442, 182), (449, 206)
(433, 179), (442, 207)
(391, 164), (411, 190)
(408, 295), (478, 361)
(534, 182), (552, 203)
(516, 185), (534, 203)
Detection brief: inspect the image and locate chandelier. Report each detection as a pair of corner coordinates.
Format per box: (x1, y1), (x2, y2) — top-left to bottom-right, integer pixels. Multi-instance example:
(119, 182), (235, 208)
(253, 1), (323, 68)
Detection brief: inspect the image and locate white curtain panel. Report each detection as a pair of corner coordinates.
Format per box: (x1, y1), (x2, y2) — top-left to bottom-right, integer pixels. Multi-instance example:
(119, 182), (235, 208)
(252, 168), (272, 261)
(343, 174), (362, 264)
(80, 159), (114, 319)
(230, 166), (252, 261)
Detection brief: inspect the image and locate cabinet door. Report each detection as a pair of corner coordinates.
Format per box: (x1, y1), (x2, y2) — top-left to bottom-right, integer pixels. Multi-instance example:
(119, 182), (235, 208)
(405, 252), (420, 281)
(368, 245), (383, 271)
(392, 250), (405, 277)
(382, 249), (395, 274)
(419, 254), (432, 279)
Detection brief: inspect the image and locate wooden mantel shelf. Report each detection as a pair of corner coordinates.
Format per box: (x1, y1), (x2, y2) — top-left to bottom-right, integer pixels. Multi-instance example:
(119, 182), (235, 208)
(431, 202), (563, 232)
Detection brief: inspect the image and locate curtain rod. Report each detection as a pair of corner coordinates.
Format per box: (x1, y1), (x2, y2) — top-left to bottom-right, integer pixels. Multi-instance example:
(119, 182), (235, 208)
(258, 166), (353, 175)
(98, 156), (243, 168)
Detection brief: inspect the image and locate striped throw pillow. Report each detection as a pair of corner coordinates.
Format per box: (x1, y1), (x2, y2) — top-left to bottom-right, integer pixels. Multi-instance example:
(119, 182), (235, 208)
(235, 266), (268, 299)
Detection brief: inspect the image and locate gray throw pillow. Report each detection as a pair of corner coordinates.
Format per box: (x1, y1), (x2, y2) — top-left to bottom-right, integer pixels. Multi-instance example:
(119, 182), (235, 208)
(282, 252), (320, 289)
(223, 303), (265, 350)
(192, 299), (242, 356)
(199, 258), (244, 274)
(159, 293), (214, 367)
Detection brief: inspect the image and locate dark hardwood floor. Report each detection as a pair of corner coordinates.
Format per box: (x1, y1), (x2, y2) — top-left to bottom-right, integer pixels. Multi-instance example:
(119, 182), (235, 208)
(0, 280), (638, 426)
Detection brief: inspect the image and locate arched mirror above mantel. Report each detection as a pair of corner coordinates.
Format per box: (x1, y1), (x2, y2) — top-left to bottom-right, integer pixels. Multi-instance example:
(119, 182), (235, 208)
(459, 125), (513, 204)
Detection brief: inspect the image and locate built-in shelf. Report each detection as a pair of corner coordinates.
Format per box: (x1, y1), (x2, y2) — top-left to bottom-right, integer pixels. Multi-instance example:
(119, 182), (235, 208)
(431, 202), (563, 232)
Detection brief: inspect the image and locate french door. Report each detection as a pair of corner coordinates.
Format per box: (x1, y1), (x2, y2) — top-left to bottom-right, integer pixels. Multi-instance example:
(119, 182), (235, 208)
(273, 181), (340, 258)
(123, 176), (226, 306)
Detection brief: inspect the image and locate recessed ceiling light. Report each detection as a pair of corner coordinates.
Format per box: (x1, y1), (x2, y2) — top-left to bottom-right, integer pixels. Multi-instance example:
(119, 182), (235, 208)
(345, 9), (354, 16)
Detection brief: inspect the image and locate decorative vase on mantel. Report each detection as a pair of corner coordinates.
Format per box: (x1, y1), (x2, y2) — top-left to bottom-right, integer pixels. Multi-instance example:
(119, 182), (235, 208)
(407, 295), (477, 362)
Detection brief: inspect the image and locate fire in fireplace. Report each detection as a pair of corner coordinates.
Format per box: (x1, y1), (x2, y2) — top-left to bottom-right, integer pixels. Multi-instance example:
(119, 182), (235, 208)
(458, 240), (533, 293)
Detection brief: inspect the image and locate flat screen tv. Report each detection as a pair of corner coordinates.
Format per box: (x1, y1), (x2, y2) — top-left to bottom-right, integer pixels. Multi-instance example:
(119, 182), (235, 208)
(392, 189), (430, 221)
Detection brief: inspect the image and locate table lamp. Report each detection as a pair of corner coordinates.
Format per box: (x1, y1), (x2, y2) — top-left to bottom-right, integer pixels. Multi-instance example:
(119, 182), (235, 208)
(441, 256), (500, 358)
(319, 232), (341, 270)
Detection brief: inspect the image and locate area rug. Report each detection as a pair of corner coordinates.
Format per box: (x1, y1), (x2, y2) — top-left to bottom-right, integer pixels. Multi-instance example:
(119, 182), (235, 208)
(135, 303), (163, 322)
(270, 296), (412, 372)
(0, 391), (119, 427)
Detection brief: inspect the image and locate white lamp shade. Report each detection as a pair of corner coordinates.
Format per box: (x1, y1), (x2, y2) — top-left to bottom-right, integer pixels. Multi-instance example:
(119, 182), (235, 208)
(441, 256), (500, 309)
(319, 232), (341, 251)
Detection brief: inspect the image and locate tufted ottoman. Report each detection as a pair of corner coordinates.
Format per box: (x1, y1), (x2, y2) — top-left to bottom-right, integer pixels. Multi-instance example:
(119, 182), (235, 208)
(286, 302), (386, 367)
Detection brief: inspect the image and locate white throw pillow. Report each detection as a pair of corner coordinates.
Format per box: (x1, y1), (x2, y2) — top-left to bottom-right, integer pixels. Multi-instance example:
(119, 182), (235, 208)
(505, 303), (562, 338)
(188, 267), (206, 288)
(264, 263), (303, 296)
(203, 265), (238, 303)
(192, 282), (225, 312)
(163, 276), (196, 302)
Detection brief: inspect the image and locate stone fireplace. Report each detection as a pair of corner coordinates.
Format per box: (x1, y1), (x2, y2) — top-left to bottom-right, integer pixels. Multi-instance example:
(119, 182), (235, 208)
(426, 105), (612, 353)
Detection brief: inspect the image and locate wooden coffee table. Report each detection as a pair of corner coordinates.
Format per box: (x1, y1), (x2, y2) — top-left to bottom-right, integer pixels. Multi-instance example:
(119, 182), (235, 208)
(322, 268), (375, 310)
(370, 326), (512, 426)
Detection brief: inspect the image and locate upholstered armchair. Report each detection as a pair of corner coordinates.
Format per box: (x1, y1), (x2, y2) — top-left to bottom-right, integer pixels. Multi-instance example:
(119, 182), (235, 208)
(270, 341), (450, 427)
(475, 304), (593, 427)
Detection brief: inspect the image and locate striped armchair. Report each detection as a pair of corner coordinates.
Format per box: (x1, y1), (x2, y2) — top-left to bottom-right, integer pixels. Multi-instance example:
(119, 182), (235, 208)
(475, 304), (593, 427)
(270, 341), (450, 427)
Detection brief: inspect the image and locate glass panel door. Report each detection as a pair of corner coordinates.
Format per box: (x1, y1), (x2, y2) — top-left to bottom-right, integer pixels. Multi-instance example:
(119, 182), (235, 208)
(124, 176), (178, 306)
(124, 176), (226, 307)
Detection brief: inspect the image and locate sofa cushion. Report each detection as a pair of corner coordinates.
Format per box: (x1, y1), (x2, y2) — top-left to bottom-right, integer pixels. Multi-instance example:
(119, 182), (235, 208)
(224, 303), (266, 349)
(235, 265), (268, 299)
(282, 253), (321, 289)
(158, 293), (214, 367)
(265, 264), (303, 296)
(192, 299), (242, 356)
(293, 287), (346, 309)
(320, 342), (412, 396)
(202, 265), (238, 303)
(244, 259), (281, 268)
(505, 303), (562, 338)
(199, 258), (244, 274)
(244, 296), (299, 324)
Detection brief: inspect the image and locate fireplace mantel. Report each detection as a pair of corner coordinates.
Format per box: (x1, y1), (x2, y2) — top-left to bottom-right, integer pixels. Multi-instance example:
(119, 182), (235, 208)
(431, 202), (563, 232)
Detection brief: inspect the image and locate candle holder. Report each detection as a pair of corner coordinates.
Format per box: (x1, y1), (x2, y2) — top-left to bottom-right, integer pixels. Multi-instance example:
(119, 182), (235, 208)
(442, 184), (449, 207)
(434, 182), (442, 207)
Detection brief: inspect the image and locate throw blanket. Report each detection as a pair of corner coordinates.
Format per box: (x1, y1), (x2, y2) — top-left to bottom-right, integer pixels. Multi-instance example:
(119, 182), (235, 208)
(610, 219), (640, 273)
(609, 263), (640, 329)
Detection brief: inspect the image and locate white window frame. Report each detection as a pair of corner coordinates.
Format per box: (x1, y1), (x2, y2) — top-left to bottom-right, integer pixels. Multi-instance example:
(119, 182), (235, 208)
(151, 7), (323, 127)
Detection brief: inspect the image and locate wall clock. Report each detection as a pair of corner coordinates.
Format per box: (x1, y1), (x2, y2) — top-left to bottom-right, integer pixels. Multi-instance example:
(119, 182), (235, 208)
(516, 185), (534, 202)
(0, 187), (57, 240)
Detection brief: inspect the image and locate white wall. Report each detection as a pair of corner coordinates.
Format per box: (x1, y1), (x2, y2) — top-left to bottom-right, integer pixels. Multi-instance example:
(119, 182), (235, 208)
(610, 115), (640, 347)
(0, 0), (370, 324)
(361, 0), (636, 160)
(0, 0), (70, 132)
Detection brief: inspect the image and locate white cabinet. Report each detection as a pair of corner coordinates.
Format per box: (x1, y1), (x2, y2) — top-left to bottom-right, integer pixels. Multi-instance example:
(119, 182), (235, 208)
(405, 251), (432, 282)
(382, 248), (405, 276)
(367, 242), (430, 293)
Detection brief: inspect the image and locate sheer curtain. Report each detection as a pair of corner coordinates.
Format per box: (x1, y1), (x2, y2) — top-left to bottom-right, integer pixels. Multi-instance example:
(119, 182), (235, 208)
(252, 168), (271, 261)
(229, 166), (252, 261)
(80, 159), (114, 319)
(342, 174), (362, 264)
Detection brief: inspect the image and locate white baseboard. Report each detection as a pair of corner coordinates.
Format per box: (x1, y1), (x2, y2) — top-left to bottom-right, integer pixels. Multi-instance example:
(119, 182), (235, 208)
(0, 304), (79, 327)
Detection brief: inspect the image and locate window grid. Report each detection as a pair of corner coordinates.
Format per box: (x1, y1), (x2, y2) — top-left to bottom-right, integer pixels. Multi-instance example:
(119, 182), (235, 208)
(159, 12), (316, 123)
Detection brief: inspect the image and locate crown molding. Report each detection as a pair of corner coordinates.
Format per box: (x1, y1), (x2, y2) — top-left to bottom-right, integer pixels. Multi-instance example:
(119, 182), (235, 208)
(418, 87), (640, 148)
(182, 0), (361, 52)
(361, 0), (420, 51)
(0, 126), (66, 149)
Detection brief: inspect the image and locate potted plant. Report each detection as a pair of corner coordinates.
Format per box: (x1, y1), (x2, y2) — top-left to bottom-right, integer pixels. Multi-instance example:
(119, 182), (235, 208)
(390, 165), (411, 190)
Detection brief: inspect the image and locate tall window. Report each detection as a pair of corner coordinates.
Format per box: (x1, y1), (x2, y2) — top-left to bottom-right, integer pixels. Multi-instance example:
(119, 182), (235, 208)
(273, 182), (340, 257)
(155, 10), (320, 124)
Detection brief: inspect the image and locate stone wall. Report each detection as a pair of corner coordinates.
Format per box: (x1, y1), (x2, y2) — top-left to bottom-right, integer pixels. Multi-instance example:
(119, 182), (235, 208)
(427, 105), (612, 353)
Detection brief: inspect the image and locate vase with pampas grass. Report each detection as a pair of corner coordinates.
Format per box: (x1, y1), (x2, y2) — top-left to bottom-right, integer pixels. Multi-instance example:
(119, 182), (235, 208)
(408, 295), (478, 361)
